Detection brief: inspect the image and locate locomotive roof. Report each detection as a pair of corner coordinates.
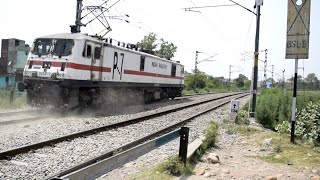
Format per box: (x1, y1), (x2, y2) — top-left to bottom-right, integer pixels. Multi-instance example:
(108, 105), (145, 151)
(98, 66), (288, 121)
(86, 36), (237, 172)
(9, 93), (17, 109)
(36, 33), (183, 66)
(36, 33), (100, 42)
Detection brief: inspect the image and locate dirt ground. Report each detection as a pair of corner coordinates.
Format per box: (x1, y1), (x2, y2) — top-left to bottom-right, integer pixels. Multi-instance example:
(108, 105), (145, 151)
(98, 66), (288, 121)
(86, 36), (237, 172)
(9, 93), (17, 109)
(180, 123), (320, 180)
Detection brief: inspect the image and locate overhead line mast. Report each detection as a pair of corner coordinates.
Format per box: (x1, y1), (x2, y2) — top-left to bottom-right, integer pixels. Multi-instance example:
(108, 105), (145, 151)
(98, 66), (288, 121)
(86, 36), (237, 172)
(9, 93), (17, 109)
(71, 0), (84, 33)
(70, 0), (120, 36)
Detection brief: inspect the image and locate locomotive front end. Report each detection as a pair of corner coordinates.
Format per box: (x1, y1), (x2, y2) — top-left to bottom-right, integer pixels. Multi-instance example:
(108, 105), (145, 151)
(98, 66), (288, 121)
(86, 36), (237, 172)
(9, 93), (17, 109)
(18, 36), (75, 107)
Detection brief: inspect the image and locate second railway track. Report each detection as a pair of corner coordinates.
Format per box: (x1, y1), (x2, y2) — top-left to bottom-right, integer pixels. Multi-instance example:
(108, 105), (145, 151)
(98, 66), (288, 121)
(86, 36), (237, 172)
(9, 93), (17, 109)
(0, 92), (216, 126)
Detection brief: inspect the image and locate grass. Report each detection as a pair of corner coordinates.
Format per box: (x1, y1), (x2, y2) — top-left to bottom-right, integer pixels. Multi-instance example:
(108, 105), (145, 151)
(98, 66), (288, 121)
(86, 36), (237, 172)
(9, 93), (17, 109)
(251, 132), (320, 168)
(127, 167), (174, 180)
(224, 121), (260, 137)
(0, 90), (29, 110)
(127, 156), (192, 180)
(235, 125), (260, 137)
(182, 86), (247, 95)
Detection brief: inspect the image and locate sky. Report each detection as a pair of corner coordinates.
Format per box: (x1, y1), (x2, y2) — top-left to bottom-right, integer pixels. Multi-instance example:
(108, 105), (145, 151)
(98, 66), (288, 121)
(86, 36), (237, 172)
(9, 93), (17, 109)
(0, 0), (319, 81)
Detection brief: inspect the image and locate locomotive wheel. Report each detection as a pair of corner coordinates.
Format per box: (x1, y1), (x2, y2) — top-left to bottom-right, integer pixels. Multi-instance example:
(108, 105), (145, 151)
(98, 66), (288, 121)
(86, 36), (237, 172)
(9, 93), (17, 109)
(143, 92), (152, 103)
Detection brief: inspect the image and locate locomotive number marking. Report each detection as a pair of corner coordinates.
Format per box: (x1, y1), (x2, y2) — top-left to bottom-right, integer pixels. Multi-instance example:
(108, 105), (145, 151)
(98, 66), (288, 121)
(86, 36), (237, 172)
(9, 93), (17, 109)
(112, 52), (124, 80)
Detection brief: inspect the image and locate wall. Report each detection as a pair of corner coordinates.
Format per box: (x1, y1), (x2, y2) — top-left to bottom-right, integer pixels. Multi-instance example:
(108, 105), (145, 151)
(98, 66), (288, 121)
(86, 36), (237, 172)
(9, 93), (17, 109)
(0, 75), (15, 89)
(0, 39), (29, 74)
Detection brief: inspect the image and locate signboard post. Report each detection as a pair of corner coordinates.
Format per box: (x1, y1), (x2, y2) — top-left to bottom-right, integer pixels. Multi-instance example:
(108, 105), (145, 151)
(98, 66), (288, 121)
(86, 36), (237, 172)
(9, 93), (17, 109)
(230, 100), (240, 122)
(285, 0), (311, 143)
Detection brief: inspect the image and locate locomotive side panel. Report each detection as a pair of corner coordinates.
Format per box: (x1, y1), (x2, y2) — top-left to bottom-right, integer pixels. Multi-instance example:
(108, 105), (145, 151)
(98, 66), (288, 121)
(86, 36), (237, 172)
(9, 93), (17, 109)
(66, 39), (103, 81)
(103, 46), (183, 87)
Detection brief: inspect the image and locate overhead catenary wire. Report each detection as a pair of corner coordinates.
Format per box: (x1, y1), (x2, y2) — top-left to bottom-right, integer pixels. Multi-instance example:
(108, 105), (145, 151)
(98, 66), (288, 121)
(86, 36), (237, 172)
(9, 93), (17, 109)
(243, 13), (254, 51)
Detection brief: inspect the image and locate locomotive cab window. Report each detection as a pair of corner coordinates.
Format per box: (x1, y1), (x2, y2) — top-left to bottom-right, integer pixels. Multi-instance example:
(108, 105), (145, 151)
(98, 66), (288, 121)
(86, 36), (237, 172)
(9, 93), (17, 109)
(140, 56), (145, 71)
(94, 47), (101, 59)
(87, 45), (92, 58)
(83, 44), (92, 58)
(32, 39), (52, 56)
(171, 64), (176, 77)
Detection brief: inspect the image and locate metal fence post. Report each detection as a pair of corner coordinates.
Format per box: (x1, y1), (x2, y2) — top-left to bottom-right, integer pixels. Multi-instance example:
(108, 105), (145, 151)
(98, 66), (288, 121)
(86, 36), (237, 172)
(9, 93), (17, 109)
(10, 89), (14, 104)
(179, 127), (189, 166)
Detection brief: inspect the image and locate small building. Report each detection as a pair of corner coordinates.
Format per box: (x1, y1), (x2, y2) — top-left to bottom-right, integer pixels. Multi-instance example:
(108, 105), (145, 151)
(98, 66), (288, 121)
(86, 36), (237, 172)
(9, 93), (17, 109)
(265, 81), (272, 88)
(0, 38), (29, 89)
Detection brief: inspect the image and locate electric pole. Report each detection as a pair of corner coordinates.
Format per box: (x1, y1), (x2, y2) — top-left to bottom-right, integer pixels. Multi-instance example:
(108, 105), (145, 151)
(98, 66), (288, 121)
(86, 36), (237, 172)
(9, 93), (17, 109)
(229, 65), (232, 83)
(271, 65), (274, 86)
(298, 60), (305, 92)
(250, 3), (262, 117)
(194, 51), (199, 90)
(194, 51), (217, 90)
(263, 49), (268, 87)
(282, 69), (286, 90)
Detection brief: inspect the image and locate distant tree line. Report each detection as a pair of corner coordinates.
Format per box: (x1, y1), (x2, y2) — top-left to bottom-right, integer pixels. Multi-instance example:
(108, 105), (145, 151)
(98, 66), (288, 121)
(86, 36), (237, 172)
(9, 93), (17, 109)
(184, 70), (251, 93)
(184, 70), (320, 94)
(268, 73), (320, 91)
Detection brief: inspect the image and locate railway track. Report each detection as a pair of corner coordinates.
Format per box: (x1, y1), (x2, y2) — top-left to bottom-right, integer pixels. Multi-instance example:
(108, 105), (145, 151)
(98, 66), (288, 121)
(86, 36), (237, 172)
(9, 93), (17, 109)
(0, 92), (245, 160)
(0, 92), (248, 179)
(0, 108), (55, 125)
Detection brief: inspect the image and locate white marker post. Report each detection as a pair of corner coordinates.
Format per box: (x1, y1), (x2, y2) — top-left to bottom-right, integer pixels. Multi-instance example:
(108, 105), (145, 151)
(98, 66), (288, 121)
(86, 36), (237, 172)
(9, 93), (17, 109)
(286, 0), (311, 143)
(230, 100), (240, 122)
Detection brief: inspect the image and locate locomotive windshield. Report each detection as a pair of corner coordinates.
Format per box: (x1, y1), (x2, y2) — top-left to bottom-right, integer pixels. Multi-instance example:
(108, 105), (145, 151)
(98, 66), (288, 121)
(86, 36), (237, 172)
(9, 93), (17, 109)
(53, 40), (74, 57)
(32, 39), (74, 57)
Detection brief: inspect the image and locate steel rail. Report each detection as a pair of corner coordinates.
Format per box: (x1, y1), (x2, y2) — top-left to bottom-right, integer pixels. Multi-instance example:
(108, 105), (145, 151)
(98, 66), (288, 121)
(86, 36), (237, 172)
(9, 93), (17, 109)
(0, 92), (227, 124)
(0, 108), (43, 118)
(0, 115), (53, 126)
(0, 92), (245, 160)
(49, 93), (249, 179)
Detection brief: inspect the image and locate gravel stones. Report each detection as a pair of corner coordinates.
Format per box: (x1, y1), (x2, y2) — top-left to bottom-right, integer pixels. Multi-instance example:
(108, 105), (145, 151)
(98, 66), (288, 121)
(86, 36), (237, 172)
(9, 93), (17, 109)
(0, 93), (246, 179)
(207, 153), (220, 164)
(0, 93), (232, 151)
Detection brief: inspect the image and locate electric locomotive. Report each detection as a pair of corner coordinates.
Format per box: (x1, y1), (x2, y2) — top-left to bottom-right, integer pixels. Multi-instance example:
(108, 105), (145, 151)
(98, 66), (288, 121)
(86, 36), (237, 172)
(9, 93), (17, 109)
(17, 33), (184, 108)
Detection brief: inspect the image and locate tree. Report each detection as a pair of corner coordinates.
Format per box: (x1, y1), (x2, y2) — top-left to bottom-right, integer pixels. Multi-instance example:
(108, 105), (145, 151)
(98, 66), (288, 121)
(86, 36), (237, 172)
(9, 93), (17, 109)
(305, 73), (319, 90)
(156, 38), (177, 60)
(287, 75), (303, 82)
(235, 74), (248, 87)
(138, 33), (177, 60)
(266, 77), (274, 83)
(184, 69), (207, 90)
(305, 73), (318, 83)
(139, 33), (157, 51)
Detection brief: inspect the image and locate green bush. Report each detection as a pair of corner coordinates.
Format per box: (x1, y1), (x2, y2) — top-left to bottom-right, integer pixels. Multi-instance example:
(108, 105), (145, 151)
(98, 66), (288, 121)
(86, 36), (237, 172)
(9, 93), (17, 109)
(203, 121), (219, 150)
(275, 121), (291, 134)
(256, 88), (320, 133)
(256, 89), (287, 129)
(157, 156), (192, 176)
(255, 89), (320, 129)
(296, 101), (320, 144)
(237, 110), (249, 125)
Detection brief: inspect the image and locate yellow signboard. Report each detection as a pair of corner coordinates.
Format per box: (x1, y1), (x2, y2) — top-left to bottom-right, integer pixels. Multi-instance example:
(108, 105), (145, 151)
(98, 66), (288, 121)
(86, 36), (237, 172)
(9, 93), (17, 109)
(286, 0), (311, 59)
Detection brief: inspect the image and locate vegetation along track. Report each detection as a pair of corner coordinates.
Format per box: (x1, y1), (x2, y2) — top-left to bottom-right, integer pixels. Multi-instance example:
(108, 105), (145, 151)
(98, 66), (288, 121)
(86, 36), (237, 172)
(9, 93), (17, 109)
(49, 92), (248, 179)
(0, 92), (247, 160)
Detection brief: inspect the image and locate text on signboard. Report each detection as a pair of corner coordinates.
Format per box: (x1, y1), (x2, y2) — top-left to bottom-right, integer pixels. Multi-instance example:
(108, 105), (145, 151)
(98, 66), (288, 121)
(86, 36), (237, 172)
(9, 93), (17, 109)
(287, 40), (307, 49)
